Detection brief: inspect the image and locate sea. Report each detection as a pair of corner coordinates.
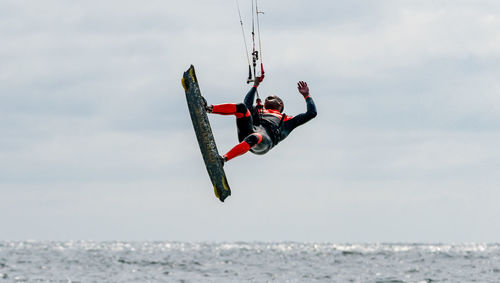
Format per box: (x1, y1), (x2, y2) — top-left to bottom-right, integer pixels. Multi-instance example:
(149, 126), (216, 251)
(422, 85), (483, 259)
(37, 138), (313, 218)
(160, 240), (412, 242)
(0, 241), (499, 282)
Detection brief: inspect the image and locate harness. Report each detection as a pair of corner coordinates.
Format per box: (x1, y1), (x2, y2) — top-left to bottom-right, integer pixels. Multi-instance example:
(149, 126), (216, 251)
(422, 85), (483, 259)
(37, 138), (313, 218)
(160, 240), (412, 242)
(258, 111), (286, 145)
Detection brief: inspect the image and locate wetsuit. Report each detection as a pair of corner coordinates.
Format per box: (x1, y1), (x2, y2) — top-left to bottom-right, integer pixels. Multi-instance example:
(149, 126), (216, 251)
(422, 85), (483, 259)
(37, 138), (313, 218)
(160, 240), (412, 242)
(211, 86), (317, 161)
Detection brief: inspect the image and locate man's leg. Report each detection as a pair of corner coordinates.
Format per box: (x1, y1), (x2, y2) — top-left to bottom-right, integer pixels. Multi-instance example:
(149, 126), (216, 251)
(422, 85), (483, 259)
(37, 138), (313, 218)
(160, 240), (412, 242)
(208, 103), (258, 162)
(223, 133), (263, 161)
(209, 103), (249, 118)
(208, 103), (254, 141)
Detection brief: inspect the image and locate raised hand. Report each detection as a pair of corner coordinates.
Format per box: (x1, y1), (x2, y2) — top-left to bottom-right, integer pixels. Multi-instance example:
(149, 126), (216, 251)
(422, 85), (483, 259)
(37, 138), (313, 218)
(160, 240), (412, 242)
(253, 76), (264, 87)
(297, 81), (310, 97)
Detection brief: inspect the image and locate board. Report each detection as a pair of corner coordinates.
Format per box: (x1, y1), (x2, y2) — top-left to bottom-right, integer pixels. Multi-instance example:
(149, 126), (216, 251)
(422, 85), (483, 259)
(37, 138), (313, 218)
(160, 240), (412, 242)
(181, 65), (231, 202)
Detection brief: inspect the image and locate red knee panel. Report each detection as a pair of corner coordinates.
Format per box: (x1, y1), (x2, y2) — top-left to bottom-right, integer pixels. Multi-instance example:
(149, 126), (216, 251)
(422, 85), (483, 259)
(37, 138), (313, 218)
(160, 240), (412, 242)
(256, 133), (263, 144)
(244, 133), (263, 147)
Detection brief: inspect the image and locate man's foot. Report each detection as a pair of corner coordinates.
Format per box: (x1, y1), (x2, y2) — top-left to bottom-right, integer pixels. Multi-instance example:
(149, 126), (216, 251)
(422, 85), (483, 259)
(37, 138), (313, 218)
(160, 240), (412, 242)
(218, 155), (227, 167)
(201, 96), (213, 113)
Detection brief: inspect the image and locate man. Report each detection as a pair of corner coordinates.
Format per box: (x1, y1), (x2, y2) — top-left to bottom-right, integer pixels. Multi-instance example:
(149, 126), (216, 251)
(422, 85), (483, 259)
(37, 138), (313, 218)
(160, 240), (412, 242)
(205, 76), (317, 164)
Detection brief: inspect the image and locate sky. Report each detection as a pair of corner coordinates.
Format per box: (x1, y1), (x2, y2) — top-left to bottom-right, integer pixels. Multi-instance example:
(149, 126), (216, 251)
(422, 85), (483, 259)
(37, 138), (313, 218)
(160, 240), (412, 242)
(1, 0), (500, 242)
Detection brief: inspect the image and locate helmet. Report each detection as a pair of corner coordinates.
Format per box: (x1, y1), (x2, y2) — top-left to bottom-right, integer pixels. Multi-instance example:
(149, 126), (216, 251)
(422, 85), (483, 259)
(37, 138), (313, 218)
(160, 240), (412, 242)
(264, 95), (284, 112)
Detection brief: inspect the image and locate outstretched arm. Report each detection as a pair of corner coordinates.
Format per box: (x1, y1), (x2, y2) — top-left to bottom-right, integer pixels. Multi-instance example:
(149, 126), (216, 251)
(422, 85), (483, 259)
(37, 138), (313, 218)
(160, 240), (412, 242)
(297, 81), (316, 120)
(243, 76), (264, 109)
(283, 81), (317, 131)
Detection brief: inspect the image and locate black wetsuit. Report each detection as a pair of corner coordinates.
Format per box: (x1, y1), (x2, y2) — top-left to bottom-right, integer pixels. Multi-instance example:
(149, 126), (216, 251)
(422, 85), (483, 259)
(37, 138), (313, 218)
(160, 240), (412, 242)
(235, 86), (317, 155)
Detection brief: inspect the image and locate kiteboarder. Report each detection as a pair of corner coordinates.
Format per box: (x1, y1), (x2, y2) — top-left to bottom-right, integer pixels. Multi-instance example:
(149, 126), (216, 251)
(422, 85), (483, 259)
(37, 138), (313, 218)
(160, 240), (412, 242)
(204, 76), (317, 164)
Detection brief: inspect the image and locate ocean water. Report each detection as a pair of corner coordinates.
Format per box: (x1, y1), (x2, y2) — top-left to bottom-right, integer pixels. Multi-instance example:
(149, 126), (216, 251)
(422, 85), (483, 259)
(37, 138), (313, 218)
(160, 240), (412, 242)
(0, 242), (499, 282)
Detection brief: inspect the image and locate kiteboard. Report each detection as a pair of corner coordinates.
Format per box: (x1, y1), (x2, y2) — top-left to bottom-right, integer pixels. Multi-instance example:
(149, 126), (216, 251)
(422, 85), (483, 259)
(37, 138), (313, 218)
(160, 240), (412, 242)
(181, 65), (231, 202)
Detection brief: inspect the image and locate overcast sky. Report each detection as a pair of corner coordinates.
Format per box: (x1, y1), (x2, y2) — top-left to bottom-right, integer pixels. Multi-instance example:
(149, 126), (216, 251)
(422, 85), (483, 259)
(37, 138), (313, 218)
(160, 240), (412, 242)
(1, 0), (500, 242)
